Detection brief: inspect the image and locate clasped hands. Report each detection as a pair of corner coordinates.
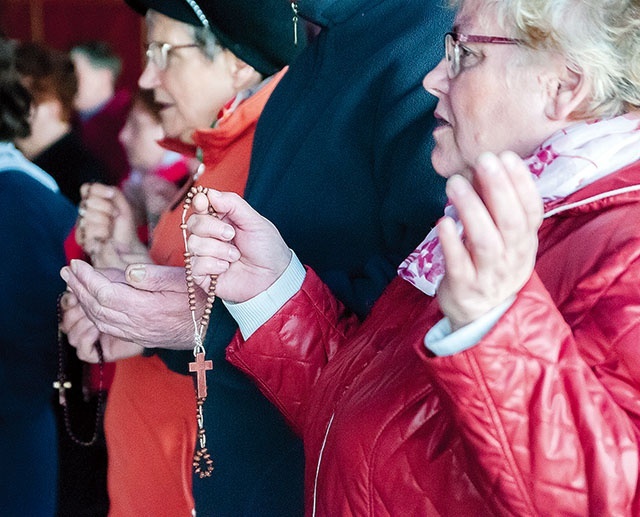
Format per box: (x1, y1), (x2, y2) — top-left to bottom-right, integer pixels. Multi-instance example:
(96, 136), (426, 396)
(76, 182), (150, 269)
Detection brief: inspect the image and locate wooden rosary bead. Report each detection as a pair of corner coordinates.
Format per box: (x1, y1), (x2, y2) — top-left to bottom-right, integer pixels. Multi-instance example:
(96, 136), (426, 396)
(55, 294), (105, 447)
(182, 184), (219, 478)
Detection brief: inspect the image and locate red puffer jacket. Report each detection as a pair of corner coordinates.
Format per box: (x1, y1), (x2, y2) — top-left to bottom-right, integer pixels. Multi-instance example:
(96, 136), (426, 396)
(227, 161), (640, 516)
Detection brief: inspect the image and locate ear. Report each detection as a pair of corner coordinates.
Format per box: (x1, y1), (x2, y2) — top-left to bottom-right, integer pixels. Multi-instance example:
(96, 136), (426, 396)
(224, 51), (263, 91)
(545, 64), (591, 121)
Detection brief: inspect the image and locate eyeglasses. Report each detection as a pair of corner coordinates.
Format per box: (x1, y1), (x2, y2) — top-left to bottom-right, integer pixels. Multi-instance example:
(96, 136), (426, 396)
(444, 32), (521, 79)
(145, 41), (201, 71)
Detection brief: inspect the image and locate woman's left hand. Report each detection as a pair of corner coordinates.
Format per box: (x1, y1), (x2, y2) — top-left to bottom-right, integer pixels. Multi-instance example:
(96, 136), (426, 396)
(436, 151), (543, 331)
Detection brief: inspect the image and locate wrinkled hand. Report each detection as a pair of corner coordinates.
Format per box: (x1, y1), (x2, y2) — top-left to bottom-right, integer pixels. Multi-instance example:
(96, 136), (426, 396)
(76, 183), (150, 268)
(60, 270), (144, 362)
(186, 190), (291, 302)
(436, 151), (543, 331)
(61, 259), (205, 350)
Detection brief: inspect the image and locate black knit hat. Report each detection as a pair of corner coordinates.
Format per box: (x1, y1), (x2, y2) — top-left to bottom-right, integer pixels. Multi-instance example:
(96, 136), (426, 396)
(125, 0), (305, 76)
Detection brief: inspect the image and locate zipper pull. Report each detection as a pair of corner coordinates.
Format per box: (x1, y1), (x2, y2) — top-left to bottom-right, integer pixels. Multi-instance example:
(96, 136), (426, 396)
(291, 2), (299, 46)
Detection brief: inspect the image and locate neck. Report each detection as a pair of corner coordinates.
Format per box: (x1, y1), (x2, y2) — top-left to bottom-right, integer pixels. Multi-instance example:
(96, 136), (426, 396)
(77, 87), (114, 118)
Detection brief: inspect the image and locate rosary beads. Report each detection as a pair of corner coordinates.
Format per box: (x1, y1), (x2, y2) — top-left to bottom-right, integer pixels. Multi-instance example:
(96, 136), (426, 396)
(54, 293), (106, 447)
(181, 185), (218, 478)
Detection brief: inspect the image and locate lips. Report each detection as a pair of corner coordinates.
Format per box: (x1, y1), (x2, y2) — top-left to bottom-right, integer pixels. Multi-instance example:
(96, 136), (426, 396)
(153, 95), (173, 111)
(434, 111), (451, 127)
(156, 101), (173, 111)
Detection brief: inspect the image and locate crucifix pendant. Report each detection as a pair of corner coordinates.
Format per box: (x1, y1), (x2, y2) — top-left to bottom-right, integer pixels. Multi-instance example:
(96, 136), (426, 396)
(189, 352), (213, 399)
(53, 378), (72, 406)
(182, 186), (218, 478)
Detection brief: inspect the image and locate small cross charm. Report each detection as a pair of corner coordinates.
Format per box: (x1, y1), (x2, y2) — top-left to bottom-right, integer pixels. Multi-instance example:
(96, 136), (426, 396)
(189, 352), (213, 399)
(53, 379), (72, 406)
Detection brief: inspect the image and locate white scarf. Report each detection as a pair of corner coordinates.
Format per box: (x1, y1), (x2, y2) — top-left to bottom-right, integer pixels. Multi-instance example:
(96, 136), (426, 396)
(397, 112), (640, 296)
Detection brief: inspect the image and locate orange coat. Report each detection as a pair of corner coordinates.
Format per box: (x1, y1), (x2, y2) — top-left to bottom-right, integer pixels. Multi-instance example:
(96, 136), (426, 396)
(104, 70), (285, 517)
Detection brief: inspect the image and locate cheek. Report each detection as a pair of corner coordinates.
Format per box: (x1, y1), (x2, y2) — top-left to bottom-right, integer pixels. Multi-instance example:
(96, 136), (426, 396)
(175, 84), (217, 130)
(450, 84), (504, 163)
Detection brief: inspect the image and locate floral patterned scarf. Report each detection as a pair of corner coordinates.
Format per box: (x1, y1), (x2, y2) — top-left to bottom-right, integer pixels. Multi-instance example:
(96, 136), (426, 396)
(398, 112), (640, 296)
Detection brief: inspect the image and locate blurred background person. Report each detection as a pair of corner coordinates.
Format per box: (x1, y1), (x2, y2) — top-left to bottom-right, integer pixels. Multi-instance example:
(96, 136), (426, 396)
(15, 41), (108, 205)
(118, 87), (190, 242)
(71, 40), (131, 187)
(14, 39), (111, 516)
(0, 36), (76, 517)
(15, 39), (116, 517)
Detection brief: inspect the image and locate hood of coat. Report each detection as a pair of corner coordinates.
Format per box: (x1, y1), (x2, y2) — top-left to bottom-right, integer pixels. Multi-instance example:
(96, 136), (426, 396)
(297, 0), (385, 27)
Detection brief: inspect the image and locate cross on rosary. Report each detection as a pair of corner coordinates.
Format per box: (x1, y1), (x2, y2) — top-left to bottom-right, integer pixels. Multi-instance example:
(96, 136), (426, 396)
(53, 379), (72, 406)
(189, 352), (213, 399)
(182, 184), (218, 478)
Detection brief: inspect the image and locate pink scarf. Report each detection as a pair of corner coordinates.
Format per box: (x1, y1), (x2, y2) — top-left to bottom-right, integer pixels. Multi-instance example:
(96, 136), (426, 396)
(398, 112), (640, 296)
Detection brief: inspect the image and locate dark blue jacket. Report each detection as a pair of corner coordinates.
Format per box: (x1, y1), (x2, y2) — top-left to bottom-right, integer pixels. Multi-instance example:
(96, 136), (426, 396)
(161, 0), (454, 514)
(0, 152), (76, 516)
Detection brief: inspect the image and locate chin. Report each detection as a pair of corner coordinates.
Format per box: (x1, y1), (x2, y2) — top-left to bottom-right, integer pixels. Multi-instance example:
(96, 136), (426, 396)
(431, 146), (465, 179)
(161, 125), (185, 142)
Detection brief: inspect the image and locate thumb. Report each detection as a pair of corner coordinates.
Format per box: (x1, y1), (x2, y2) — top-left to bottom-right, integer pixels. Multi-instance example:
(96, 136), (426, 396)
(125, 263), (187, 293)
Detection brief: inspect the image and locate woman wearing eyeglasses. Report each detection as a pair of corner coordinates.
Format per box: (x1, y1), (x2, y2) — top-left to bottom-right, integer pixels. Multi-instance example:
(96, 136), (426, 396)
(184, 0), (640, 513)
(65, 0), (304, 515)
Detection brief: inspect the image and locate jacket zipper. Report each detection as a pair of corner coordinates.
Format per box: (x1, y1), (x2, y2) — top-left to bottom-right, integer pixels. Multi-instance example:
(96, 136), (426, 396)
(312, 412), (335, 517)
(543, 184), (640, 218)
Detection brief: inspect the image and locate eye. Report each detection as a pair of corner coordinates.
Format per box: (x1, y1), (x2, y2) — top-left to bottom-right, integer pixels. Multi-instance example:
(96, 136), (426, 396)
(458, 44), (482, 68)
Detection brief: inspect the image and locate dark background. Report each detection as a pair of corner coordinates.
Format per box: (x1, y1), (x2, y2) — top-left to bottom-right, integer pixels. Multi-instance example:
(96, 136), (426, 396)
(1, 0), (143, 92)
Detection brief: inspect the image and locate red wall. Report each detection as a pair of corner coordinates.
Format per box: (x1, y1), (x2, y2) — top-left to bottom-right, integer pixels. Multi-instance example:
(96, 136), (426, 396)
(0, 0), (144, 91)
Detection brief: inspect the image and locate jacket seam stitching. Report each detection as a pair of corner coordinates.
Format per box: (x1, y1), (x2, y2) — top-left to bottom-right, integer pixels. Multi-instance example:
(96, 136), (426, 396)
(466, 352), (538, 513)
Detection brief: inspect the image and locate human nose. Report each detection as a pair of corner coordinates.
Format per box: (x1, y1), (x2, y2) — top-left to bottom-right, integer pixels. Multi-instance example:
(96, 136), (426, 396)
(138, 59), (161, 89)
(422, 58), (449, 97)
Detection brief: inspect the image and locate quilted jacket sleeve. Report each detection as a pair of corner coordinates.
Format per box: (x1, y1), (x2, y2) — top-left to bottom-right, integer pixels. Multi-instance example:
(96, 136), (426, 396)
(423, 272), (640, 516)
(226, 268), (360, 435)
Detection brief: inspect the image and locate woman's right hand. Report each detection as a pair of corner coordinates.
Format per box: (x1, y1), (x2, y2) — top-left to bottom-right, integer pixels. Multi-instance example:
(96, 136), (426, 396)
(436, 151), (543, 331)
(76, 182), (150, 268)
(186, 190), (292, 303)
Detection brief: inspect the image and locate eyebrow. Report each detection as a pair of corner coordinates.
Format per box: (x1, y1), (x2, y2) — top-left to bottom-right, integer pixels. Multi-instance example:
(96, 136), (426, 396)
(451, 11), (473, 34)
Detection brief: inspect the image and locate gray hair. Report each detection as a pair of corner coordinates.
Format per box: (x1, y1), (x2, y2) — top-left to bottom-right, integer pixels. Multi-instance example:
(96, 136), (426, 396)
(71, 41), (123, 81)
(190, 24), (223, 61)
(454, 0), (640, 118)
(145, 10), (223, 62)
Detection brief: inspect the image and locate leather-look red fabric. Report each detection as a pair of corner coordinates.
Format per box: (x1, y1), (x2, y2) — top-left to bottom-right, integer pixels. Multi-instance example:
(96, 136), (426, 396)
(228, 161), (640, 515)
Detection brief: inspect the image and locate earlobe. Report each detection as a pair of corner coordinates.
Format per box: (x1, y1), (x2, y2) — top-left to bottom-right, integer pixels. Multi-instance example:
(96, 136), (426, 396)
(545, 66), (590, 121)
(228, 53), (261, 90)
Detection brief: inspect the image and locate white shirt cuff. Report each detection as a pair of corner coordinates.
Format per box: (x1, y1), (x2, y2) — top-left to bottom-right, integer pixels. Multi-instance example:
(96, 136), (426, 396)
(223, 251), (306, 340)
(424, 296), (515, 356)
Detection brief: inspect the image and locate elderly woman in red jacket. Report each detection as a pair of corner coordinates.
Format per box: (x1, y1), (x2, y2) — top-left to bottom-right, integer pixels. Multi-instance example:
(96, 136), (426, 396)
(65, 0), (640, 514)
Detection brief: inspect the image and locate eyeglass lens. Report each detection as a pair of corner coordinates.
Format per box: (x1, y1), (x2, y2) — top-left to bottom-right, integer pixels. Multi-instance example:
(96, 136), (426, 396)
(145, 43), (168, 70)
(444, 33), (460, 79)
